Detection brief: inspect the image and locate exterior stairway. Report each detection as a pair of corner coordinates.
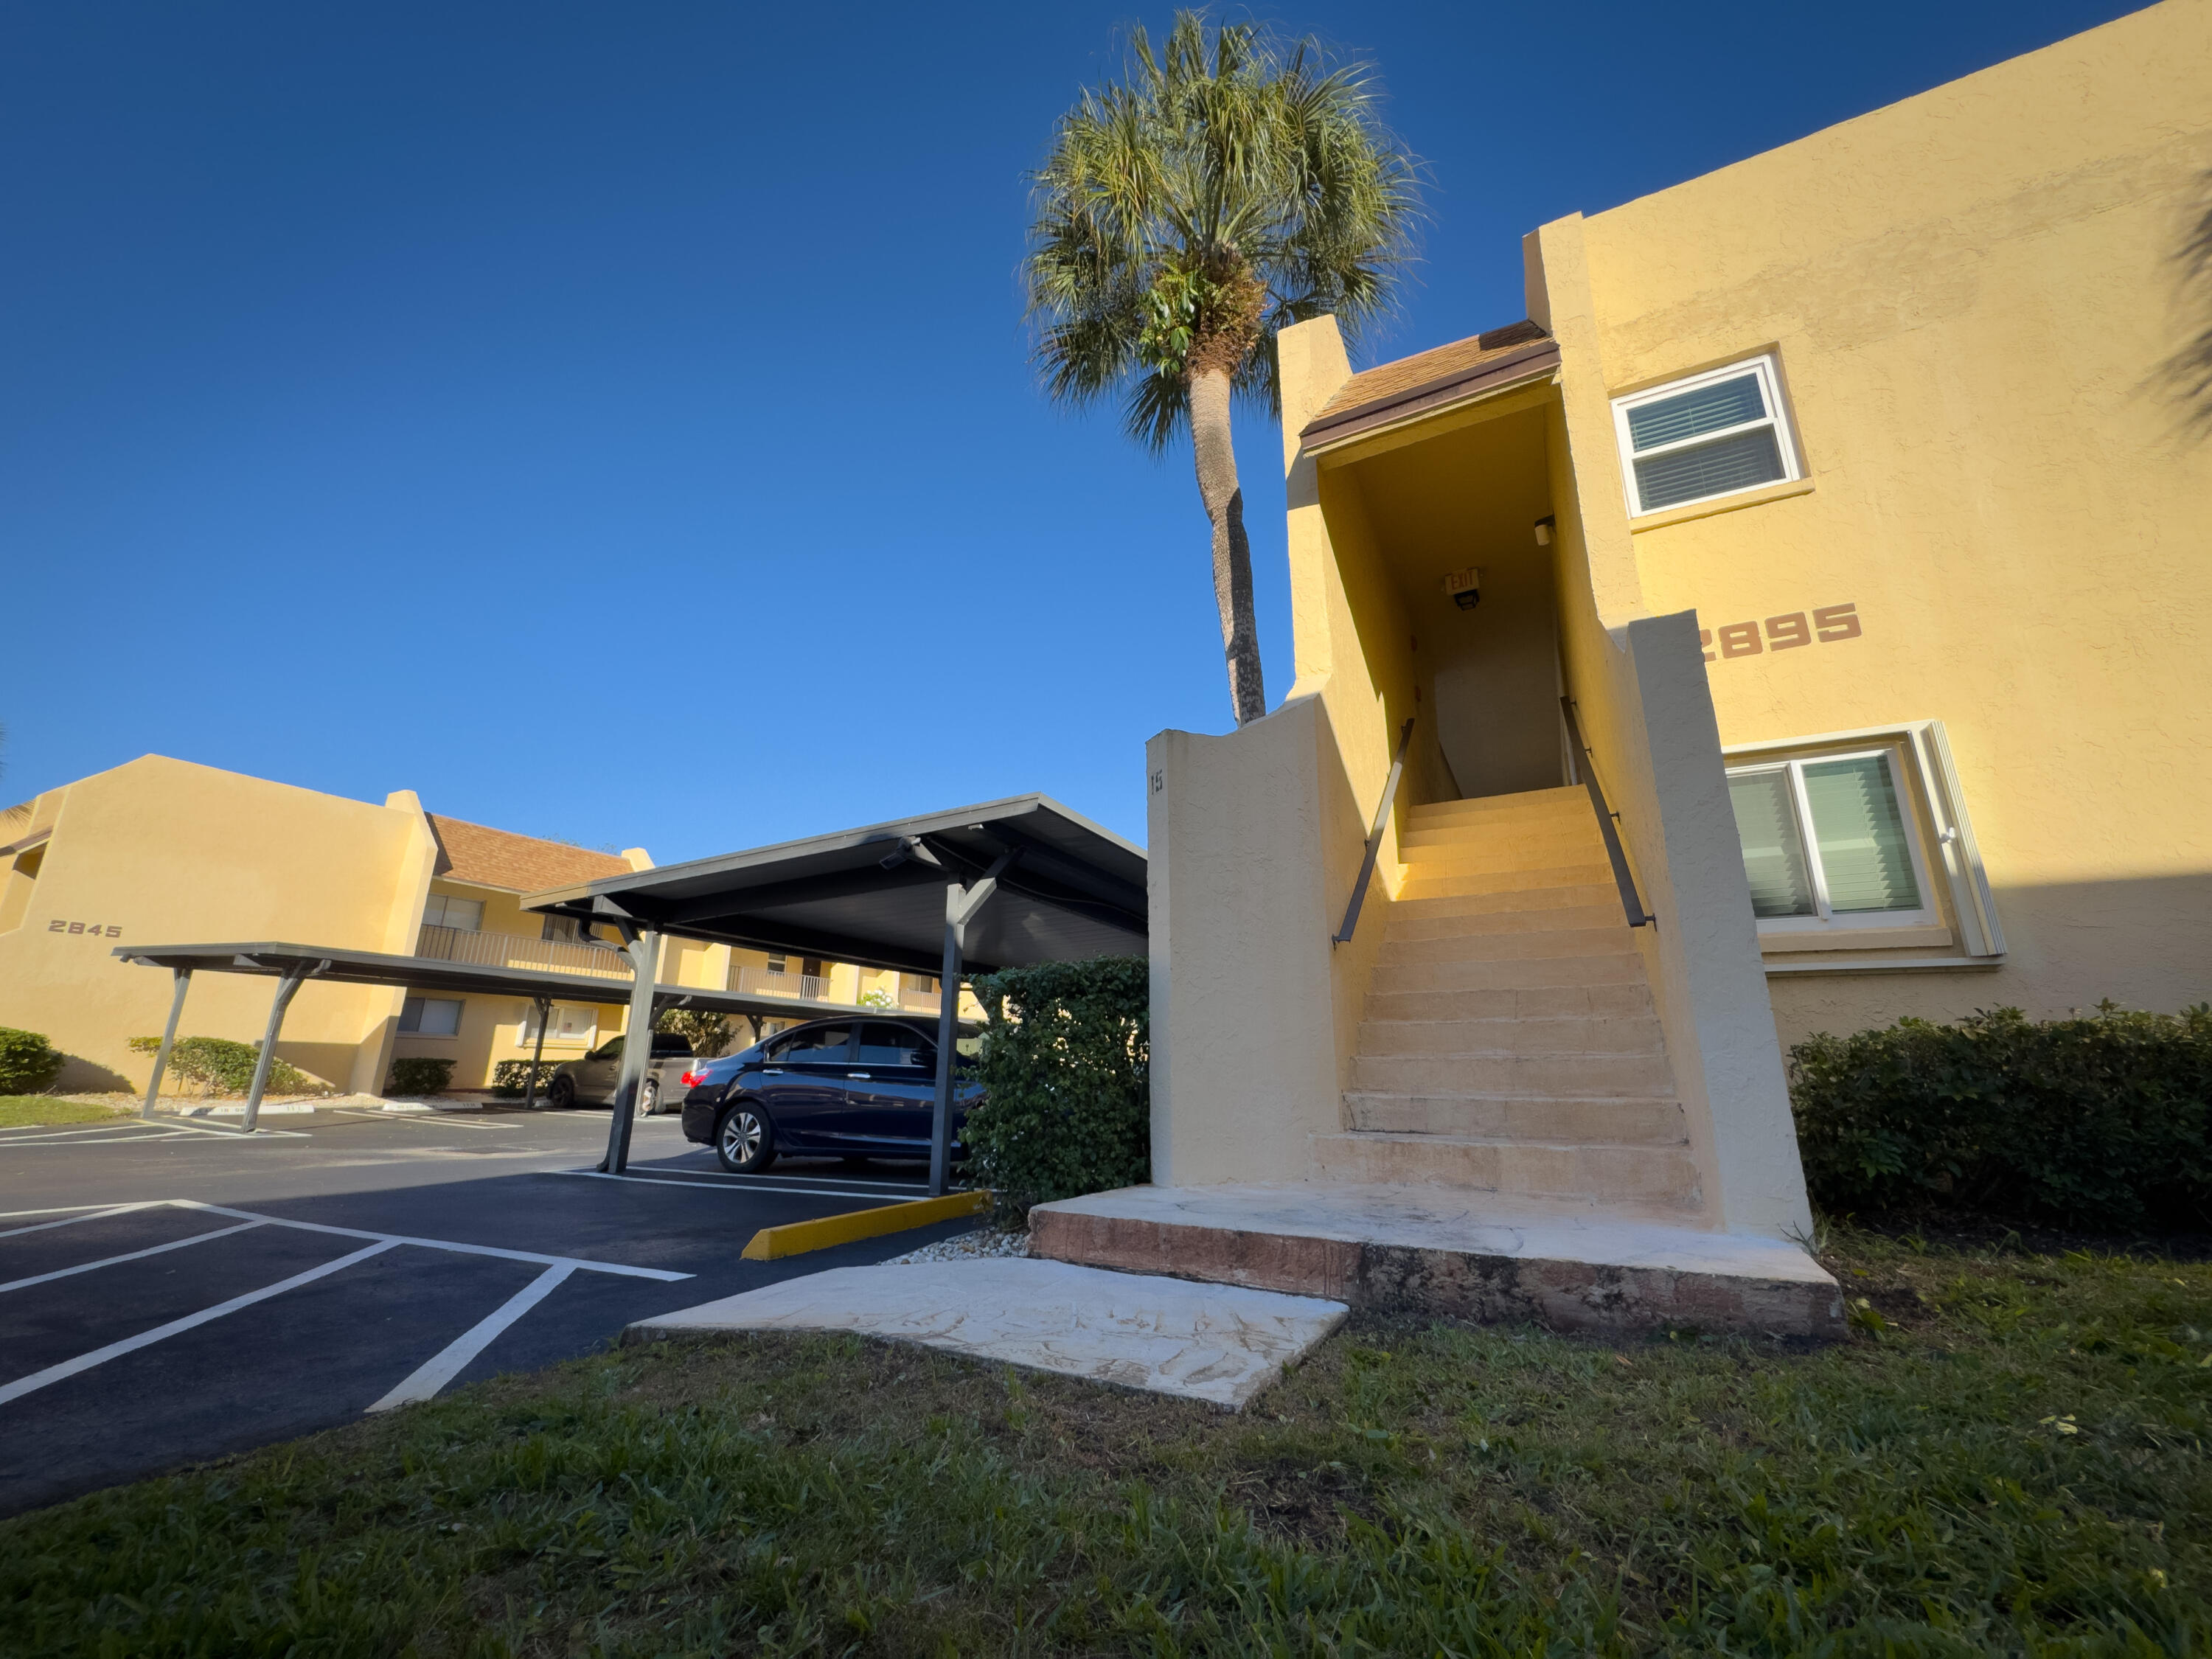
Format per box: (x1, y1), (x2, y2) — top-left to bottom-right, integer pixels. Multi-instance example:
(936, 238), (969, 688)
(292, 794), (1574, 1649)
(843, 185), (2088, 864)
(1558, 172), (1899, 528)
(1311, 785), (1704, 1217)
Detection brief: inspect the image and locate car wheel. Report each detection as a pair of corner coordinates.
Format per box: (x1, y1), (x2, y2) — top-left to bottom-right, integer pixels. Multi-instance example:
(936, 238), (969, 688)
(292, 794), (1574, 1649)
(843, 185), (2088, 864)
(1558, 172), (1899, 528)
(547, 1074), (576, 1110)
(639, 1076), (660, 1116)
(715, 1103), (776, 1173)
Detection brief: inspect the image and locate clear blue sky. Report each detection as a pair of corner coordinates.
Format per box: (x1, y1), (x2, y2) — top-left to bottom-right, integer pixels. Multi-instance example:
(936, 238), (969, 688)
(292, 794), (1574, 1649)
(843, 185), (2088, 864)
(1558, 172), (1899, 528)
(1, 1), (2140, 859)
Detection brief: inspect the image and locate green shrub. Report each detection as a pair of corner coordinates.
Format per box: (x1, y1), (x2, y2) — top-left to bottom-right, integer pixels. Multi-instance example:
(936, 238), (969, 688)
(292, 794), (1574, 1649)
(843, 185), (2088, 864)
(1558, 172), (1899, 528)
(964, 956), (1148, 1223)
(655, 1006), (734, 1058)
(0, 1027), (66, 1094)
(491, 1058), (557, 1097)
(1790, 1002), (2212, 1230)
(126, 1034), (317, 1096)
(386, 1057), (456, 1097)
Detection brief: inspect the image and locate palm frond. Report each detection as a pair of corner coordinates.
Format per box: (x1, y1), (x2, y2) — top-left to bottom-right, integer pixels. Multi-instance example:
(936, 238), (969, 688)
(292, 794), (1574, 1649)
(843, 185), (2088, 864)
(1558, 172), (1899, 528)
(1021, 8), (1423, 449)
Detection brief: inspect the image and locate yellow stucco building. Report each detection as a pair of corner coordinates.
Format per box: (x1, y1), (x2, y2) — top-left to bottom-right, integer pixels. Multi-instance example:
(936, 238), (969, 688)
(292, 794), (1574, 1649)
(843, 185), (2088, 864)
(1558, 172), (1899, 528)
(1138, 1), (2212, 1253)
(0, 755), (947, 1095)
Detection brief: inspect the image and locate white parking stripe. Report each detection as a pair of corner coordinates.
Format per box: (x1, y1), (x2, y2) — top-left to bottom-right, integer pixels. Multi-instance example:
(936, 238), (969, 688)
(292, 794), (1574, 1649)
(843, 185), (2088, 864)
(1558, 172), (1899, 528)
(553, 1168), (925, 1203)
(0, 1240), (398, 1408)
(169, 1199), (692, 1281)
(0, 1122), (147, 1141)
(367, 1262), (577, 1412)
(0, 1202), (164, 1239)
(0, 1220), (269, 1295)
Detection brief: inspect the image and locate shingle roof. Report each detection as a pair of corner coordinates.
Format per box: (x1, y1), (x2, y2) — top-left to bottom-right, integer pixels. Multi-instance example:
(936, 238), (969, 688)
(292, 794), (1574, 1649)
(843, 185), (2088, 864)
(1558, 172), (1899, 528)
(1302, 319), (1557, 446)
(425, 814), (634, 893)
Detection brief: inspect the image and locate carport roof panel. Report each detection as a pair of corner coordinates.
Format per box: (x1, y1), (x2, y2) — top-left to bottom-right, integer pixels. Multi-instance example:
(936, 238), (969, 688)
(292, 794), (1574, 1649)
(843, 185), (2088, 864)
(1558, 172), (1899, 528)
(111, 942), (860, 1023)
(522, 794), (1147, 977)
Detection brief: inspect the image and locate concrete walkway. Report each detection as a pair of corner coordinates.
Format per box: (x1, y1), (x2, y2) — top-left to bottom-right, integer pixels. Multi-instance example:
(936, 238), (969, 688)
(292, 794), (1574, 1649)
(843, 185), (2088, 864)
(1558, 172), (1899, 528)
(625, 1258), (1349, 1409)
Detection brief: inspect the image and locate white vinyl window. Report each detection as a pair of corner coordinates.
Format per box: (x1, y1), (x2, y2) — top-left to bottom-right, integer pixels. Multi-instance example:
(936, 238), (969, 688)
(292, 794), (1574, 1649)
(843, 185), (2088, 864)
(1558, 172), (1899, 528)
(1613, 355), (1800, 516)
(399, 995), (465, 1037)
(518, 1003), (597, 1046)
(1725, 750), (1936, 933)
(422, 893), (484, 933)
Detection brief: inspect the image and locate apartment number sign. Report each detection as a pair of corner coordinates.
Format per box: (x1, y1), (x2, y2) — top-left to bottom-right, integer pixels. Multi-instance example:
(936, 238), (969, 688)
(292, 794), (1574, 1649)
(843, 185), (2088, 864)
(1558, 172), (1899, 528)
(49, 920), (122, 937)
(1700, 602), (1861, 663)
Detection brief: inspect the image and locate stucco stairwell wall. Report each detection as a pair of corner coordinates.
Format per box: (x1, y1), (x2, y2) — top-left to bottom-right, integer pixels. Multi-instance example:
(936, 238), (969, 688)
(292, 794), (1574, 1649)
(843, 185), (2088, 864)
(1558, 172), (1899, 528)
(1146, 319), (1416, 1187)
(1528, 215), (1815, 1240)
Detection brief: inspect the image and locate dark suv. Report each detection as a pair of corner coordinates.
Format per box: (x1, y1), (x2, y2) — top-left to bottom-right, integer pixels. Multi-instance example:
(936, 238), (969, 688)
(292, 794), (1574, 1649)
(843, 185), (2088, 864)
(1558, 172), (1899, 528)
(679, 1016), (981, 1173)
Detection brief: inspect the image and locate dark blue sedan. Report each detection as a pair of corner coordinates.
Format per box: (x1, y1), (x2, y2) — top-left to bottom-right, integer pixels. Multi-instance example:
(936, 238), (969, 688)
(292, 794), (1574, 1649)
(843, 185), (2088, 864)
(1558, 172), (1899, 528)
(679, 1016), (982, 1173)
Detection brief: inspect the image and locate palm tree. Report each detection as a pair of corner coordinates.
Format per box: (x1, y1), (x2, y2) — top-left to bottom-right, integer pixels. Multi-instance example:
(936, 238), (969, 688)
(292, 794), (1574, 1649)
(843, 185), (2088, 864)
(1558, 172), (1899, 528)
(1024, 13), (1420, 727)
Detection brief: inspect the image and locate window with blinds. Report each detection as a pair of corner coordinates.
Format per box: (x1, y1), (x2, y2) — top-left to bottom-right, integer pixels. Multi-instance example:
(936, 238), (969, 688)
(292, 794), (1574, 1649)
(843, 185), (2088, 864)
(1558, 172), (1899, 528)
(1725, 749), (1930, 931)
(1612, 355), (1801, 515)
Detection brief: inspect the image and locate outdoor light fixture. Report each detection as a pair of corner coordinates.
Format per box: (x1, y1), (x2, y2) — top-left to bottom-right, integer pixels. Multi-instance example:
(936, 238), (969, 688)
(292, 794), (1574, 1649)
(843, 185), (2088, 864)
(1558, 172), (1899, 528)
(1534, 515), (1556, 546)
(1441, 565), (1481, 611)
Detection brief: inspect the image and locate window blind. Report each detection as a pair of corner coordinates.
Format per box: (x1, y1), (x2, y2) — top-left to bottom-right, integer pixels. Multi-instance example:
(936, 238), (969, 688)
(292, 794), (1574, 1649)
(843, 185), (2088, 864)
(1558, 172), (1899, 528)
(1625, 374), (1766, 449)
(1634, 428), (1786, 511)
(1727, 770), (1818, 917)
(1801, 757), (1921, 912)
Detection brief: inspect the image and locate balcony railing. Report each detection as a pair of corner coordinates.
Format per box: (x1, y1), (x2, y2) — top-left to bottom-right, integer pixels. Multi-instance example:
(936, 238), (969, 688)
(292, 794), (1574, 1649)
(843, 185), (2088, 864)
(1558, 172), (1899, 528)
(728, 965), (838, 1003)
(415, 923), (632, 980)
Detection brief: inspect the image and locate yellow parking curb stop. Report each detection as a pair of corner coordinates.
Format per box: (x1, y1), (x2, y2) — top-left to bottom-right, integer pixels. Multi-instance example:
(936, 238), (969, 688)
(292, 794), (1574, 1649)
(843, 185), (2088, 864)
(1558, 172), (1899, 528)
(740, 1189), (992, 1261)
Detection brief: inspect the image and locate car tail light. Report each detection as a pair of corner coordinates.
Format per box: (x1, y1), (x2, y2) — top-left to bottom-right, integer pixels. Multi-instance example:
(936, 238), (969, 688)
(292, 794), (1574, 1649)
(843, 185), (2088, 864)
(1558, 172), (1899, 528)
(679, 1070), (705, 1088)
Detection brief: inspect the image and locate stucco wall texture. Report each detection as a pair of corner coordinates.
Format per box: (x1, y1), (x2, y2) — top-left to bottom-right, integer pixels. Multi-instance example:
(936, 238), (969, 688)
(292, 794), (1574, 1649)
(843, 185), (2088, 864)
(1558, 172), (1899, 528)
(1576, 0), (2212, 1042)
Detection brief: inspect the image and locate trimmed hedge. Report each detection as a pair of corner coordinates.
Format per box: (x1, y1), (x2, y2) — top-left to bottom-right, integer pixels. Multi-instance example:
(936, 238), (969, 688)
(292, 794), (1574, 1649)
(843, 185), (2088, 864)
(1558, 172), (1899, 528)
(964, 956), (1148, 1223)
(492, 1059), (556, 1098)
(386, 1057), (456, 1098)
(126, 1034), (317, 1097)
(0, 1027), (66, 1095)
(1790, 1002), (2212, 1231)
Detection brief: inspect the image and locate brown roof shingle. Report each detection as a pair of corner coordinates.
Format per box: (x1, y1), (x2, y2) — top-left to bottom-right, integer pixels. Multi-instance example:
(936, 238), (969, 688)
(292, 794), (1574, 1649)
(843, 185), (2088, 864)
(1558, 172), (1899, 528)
(1303, 319), (1557, 445)
(426, 814), (635, 894)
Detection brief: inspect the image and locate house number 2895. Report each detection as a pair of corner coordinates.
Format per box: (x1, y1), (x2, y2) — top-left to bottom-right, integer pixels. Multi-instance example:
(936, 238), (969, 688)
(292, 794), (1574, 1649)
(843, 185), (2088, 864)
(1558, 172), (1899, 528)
(1700, 602), (1860, 663)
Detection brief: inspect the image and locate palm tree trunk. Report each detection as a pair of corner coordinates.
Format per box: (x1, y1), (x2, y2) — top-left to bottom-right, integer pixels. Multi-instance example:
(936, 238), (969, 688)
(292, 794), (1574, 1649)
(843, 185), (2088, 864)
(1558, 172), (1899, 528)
(1188, 366), (1267, 726)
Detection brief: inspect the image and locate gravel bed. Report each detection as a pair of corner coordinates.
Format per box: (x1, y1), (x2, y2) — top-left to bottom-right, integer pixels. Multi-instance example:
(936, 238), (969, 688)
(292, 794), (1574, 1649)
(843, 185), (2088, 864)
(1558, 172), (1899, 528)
(881, 1228), (1032, 1265)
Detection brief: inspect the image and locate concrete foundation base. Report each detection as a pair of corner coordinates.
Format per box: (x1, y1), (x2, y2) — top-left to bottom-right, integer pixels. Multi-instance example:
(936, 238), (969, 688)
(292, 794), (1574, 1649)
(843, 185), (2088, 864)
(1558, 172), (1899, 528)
(1030, 1183), (1843, 1339)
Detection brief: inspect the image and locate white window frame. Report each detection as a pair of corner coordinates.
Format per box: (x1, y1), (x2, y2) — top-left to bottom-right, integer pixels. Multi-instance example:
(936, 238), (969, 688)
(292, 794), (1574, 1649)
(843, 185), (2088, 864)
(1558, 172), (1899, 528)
(1723, 719), (2006, 968)
(1611, 353), (1802, 518)
(422, 892), (484, 933)
(399, 995), (465, 1037)
(1726, 748), (1938, 936)
(518, 1002), (597, 1048)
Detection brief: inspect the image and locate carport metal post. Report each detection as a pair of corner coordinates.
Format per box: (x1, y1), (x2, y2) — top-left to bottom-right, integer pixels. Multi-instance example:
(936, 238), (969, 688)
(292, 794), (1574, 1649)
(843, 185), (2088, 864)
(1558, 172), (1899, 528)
(140, 967), (192, 1121)
(599, 925), (661, 1174)
(243, 960), (325, 1133)
(521, 995), (552, 1109)
(929, 851), (1012, 1197)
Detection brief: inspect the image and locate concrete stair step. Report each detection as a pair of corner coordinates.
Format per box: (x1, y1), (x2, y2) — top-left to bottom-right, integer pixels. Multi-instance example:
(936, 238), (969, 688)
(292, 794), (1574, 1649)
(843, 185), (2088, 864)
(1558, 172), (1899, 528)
(1397, 863), (1617, 900)
(1401, 821), (1601, 854)
(1364, 982), (1658, 1022)
(1402, 844), (1615, 877)
(1311, 1132), (1703, 1209)
(1370, 955), (1650, 993)
(1380, 927), (1638, 966)
(1409, 787), (1587, 824)
(1343, 1091), (1687, 1144)
(1357, 1014), (1666, 1056)
(1386, 903), (1623, 942)
(1028, 1181), (1843, 1338)
(1388, 883), (1621, 919)
(1351, 1049), (1676, 1096)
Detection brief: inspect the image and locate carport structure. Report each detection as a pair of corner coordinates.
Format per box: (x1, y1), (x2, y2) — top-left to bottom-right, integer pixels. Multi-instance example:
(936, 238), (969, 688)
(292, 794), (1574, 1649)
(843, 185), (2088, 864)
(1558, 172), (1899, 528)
(524, 795), (1148, 1193)
(113, 942), (850, 1132)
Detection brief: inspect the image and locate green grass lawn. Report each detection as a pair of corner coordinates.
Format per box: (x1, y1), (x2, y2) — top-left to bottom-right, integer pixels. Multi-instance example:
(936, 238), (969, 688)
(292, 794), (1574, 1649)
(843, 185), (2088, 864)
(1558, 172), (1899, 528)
(1, 1225), (2206, 1656)
(0, 1096), (131, 1129)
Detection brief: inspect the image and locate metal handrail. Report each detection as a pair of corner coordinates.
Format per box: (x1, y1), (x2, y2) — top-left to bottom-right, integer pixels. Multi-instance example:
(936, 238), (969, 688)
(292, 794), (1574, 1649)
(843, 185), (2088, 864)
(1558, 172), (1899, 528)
(1333, 717), (1417, 946)
(1559, 698), (1654, 928)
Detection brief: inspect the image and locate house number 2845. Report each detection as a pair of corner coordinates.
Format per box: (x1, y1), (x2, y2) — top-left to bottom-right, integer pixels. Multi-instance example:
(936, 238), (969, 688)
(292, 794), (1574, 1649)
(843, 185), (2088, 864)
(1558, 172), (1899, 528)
(49, 920), (122, 937)
(1700, 602), (1860, 663)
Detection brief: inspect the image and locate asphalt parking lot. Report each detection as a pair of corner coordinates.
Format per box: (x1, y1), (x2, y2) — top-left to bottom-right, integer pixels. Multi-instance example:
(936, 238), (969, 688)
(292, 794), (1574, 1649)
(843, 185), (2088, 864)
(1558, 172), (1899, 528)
(0, 1103), (979, 1516)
